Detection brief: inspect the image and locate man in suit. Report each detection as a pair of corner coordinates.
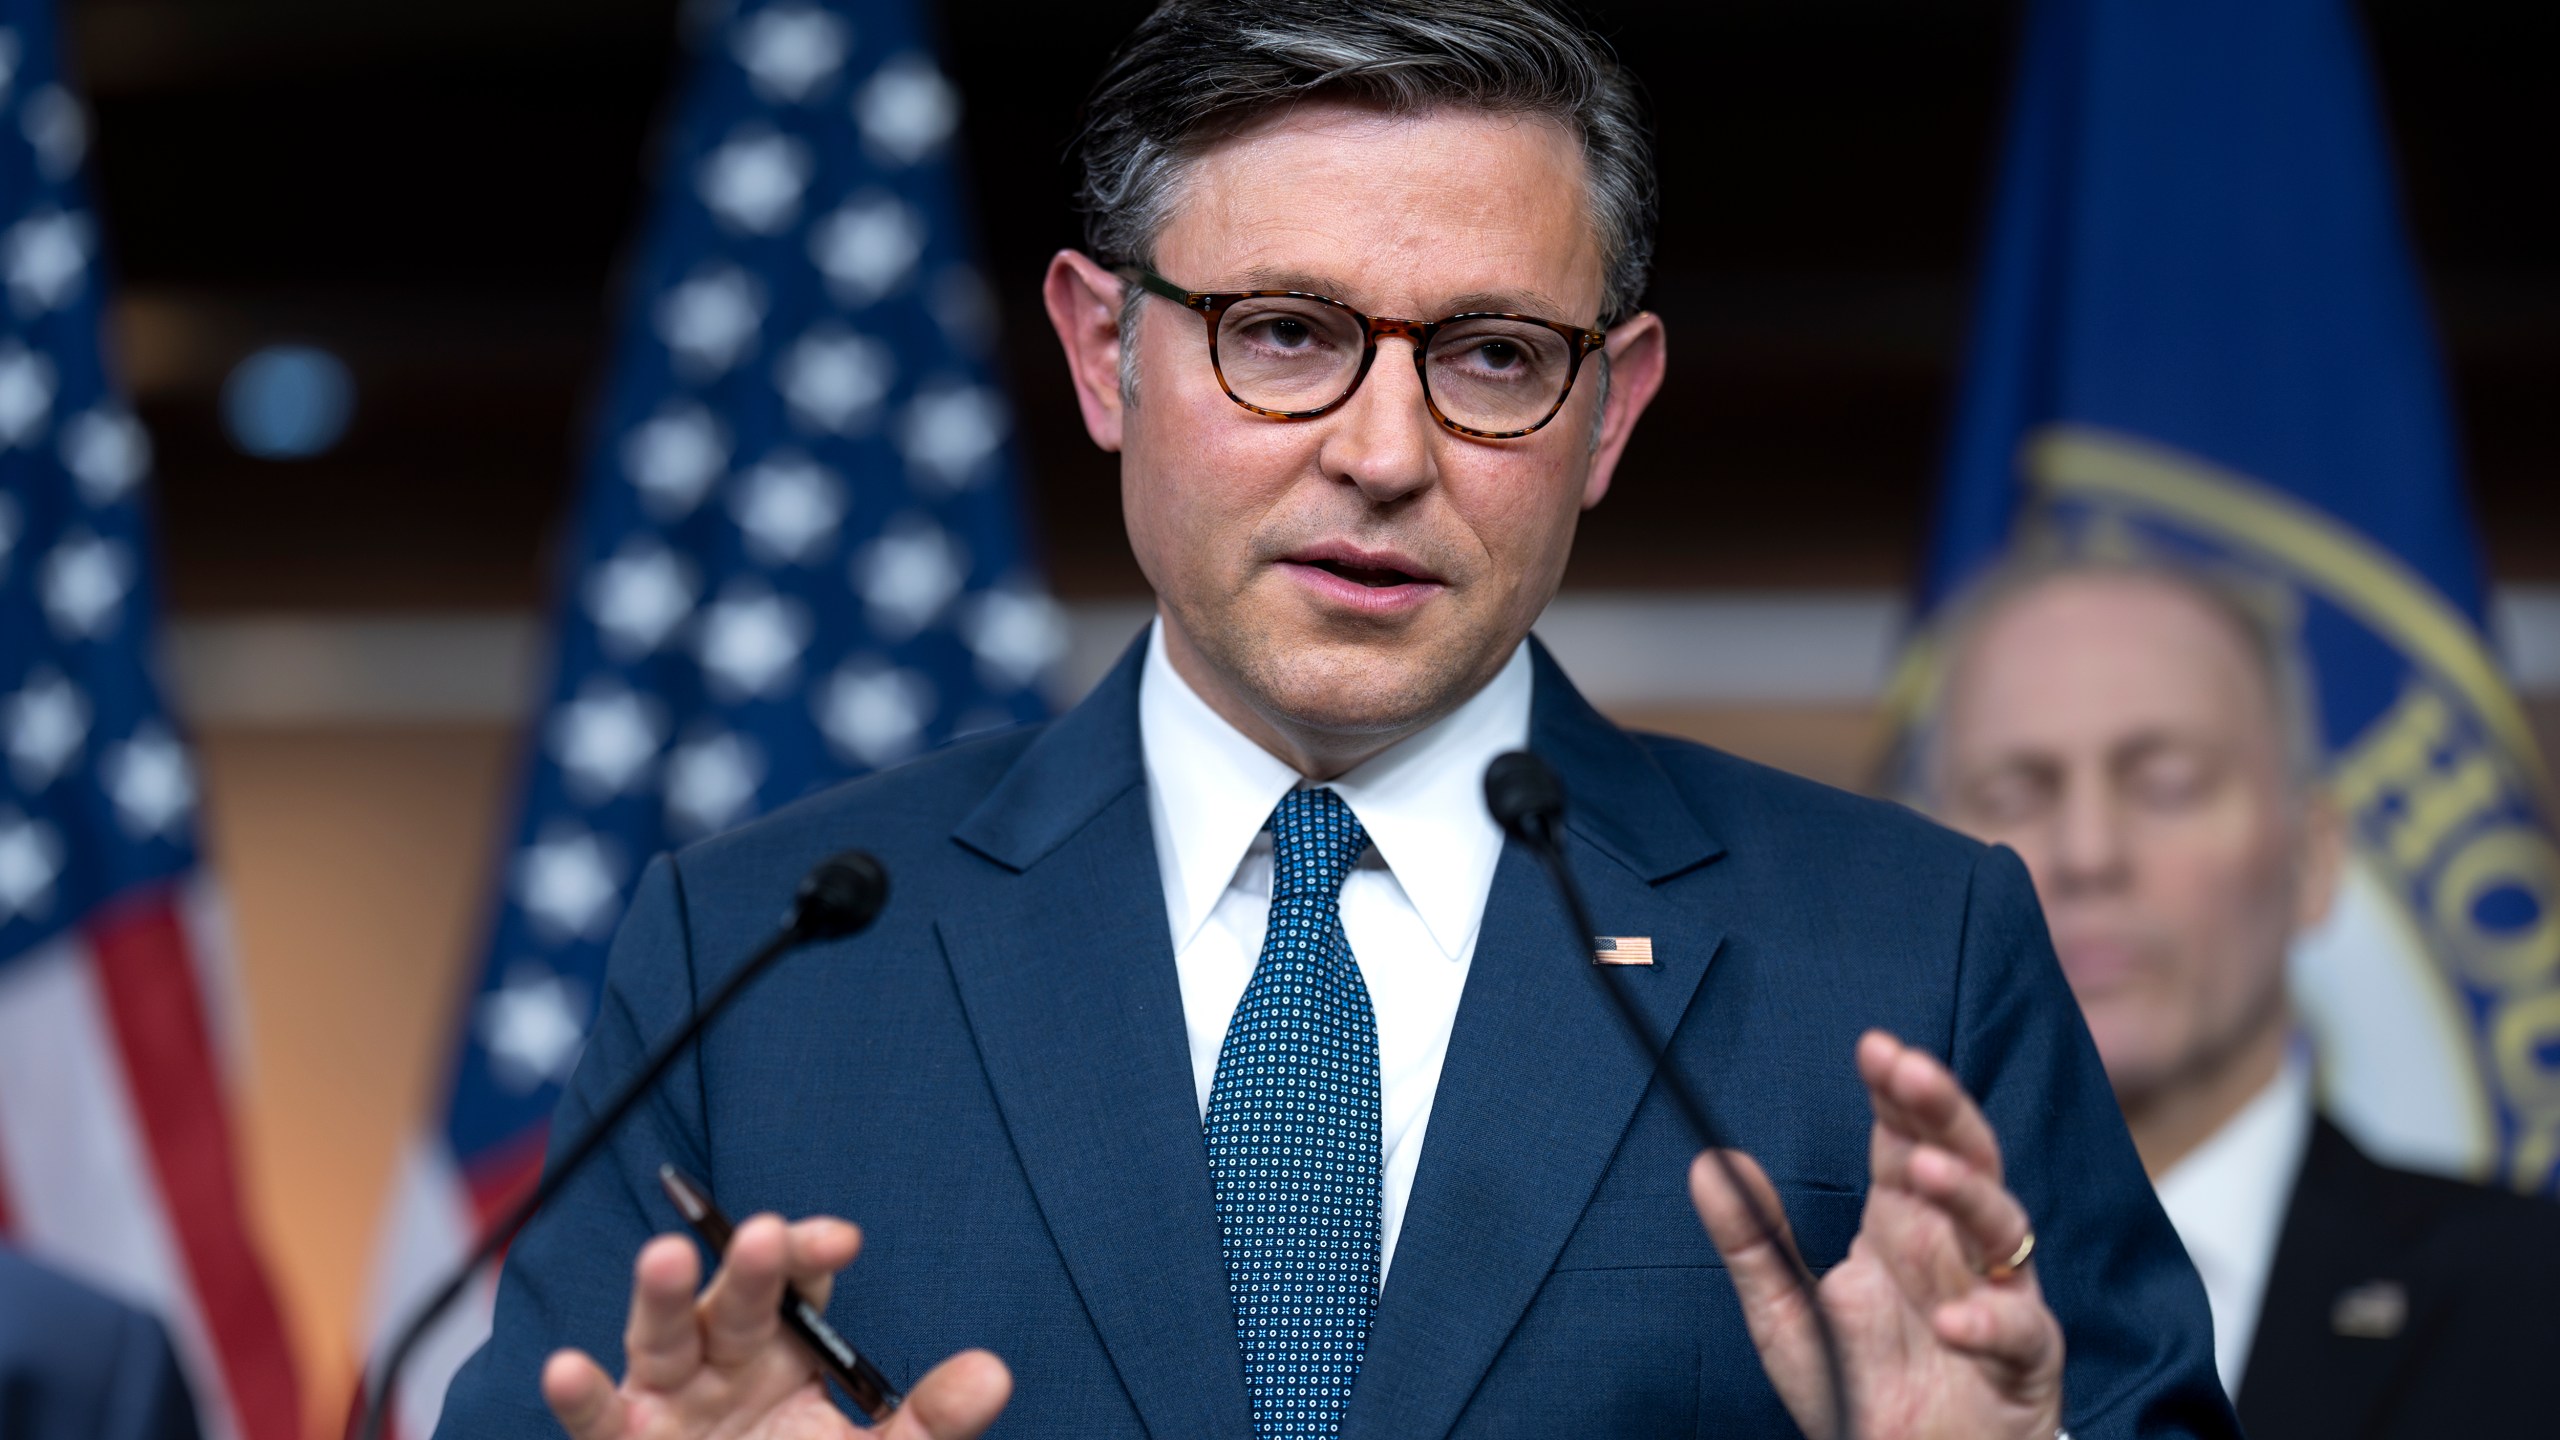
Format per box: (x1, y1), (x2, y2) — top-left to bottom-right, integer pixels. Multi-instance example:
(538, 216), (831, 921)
(1924, 558), (2560, 1437)
(436, 2), (2233, 1436)
(0, 1248), (203, 1440)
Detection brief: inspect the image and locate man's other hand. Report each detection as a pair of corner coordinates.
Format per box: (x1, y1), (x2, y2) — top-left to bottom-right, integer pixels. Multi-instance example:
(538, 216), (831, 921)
(540, 1213), (1011, 1440)
(1691, 1029), (2066, 1440)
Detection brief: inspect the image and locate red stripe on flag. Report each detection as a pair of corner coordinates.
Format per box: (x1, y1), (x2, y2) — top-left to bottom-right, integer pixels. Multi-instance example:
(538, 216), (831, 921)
(89, 887), (304, 1440)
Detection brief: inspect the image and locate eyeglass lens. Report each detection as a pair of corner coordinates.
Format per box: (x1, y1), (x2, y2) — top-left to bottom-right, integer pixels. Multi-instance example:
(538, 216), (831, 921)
(1214, 296), (1576, 432)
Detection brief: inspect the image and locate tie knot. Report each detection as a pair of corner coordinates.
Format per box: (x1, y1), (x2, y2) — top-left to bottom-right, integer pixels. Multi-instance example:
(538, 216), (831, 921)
(1268, 787), (1369, 900)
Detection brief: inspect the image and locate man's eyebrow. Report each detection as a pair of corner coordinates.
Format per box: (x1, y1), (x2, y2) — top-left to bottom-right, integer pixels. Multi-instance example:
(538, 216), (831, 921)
(1438, 289), (1584, 320)
(1966, 752), (2063, 786)
(1226, 266), (1360, 295)
(2108, 729), (2226, 770)
(1219, 269), (1582, 321)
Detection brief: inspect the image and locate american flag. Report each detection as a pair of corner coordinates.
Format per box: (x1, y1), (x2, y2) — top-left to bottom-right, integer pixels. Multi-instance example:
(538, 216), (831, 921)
(357, 2), (1061, 1432)
(0, 1), (304, 1437)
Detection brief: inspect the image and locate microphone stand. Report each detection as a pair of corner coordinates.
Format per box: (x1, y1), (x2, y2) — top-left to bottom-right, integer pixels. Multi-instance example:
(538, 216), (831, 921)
(1487, 754), (1855, 1440)
(358, 853), (887, 1440)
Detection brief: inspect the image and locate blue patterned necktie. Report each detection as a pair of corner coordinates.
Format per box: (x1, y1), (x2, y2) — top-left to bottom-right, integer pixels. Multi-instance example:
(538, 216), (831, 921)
(1204, 786), (1382, 1439)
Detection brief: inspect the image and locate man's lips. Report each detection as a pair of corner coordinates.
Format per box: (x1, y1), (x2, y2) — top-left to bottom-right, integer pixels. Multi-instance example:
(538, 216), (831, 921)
(2053, 934), (2152, 993)
(1274, 543), (1446, 615)
(1278, 541), (1443, 587)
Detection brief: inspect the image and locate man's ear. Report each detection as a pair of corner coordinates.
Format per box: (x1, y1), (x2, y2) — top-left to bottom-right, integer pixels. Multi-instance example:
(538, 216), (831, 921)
(1043, 249), (1129, 453)
(1579, 311), (1666, 510)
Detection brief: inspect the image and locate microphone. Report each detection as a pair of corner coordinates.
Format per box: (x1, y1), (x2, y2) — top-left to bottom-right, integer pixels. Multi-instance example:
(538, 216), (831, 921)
(1482, 750), (1568, 850)
(358, 850), (891, 1440)
(1484, 752), (1854, 1440)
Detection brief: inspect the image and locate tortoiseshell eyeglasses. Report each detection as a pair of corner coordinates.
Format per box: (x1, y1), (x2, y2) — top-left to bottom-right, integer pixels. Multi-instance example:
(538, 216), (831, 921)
(1118, 266), (1610, 440)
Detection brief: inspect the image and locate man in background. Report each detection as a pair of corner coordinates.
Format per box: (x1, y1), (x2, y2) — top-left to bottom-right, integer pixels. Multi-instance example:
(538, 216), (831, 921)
(1925, 558), (2560, 1438)
(0, 1247), (203, 1440)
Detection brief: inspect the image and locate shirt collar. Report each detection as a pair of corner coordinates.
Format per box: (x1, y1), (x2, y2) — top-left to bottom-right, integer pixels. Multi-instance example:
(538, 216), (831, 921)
(2153, 1048), (2314, 1301)
(1139, 619), (1532, 959)
(1141, 624), (1299, 953)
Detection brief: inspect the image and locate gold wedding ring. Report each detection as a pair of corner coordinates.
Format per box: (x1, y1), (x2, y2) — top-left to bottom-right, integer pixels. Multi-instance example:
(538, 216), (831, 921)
(1985, 1228), (2036, 1282)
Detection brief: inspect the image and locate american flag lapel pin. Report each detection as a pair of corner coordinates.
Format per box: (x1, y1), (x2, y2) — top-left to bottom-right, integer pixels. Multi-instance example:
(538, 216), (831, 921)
(2330, 1280), (2407, 1339)
(1591, 936), (1655, 966)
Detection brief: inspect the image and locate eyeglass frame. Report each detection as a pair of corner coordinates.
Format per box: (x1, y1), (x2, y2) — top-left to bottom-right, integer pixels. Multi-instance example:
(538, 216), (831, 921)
(1116, 265), (1612, 440)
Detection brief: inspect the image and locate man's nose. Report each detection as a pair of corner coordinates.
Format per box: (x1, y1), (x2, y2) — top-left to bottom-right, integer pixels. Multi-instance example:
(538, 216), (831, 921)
(1316, 341), (1440, 504)
(2048, 781), (2132, 895)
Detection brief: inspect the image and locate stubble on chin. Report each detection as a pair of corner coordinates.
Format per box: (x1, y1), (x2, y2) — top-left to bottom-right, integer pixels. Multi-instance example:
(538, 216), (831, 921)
(1183, 595), (1499, 742)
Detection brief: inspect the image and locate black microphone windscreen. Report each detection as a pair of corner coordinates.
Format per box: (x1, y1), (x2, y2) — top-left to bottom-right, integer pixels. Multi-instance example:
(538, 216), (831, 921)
(793, 851), (889, 939)
(1483, 750), (1566, 837)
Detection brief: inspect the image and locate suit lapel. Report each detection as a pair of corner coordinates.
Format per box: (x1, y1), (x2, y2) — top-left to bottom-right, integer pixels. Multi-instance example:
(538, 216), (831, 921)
(2236, 1120), (2435, 1440)
(1346, 643), (1725, 1440)
(938, 637), (1255, 1440)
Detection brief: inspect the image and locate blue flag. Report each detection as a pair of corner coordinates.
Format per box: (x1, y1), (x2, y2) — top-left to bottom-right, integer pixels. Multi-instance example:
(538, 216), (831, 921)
(361, 3), (1062, 1426)
(1904, 0), (2559, 1190)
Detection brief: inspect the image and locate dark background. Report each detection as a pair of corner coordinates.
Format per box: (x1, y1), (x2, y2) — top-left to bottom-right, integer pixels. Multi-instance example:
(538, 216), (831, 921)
(65, 0), (2559, 611)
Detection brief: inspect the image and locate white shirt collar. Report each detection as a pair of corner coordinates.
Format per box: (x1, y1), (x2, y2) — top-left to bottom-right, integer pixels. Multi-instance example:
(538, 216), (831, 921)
(2152, 1048), (2314, 1396)
(1138, 619), (1532, 959)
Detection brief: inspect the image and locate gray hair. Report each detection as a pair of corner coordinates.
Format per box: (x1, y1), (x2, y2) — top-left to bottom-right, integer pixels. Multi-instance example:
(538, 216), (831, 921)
(1914, 553), (2328, 805)
(1073, 0), (1658, 329)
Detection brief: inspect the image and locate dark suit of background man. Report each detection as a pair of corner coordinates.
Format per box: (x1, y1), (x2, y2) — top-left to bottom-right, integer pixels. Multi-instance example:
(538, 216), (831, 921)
(0, 1248), (203, 1440)
(435, 3), (2235, 1436)
(1926, 559), (2560, 1439)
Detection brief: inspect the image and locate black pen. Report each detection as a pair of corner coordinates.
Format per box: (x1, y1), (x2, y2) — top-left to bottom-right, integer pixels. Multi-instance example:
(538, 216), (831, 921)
(656, 1163), (903, 1422)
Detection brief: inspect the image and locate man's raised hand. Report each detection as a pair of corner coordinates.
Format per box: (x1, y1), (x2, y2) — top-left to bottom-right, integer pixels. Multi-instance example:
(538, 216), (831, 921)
(540, 1214), (1011, 1440)
(1690, 1030), (2065, 1440)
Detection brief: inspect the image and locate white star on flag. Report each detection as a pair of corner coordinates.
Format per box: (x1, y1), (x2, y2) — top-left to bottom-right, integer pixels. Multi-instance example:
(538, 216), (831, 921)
(777, 324), (896, 434)
(730, 450), (847, 565)
(474, 963), (591, 1094)
(697, 125), (814, 235)
(0, 808), (63, 923)
(513, 826), (624, 941)
(21, 85), (83, 179)
(656, 263), (768, 379)
(664, 730), (765, 837)
(3, 667), (87, 790)
(623, 401), (731, 518)
(102, 725), (196, 839)
(961, 584), (1068, 689)
(732, 2), (854, 103)
(585, 540), (700, 658)
(850, 513), (967, 638)
(809, 191), (926, 307)
(61, 405), (149, 506)
(855, 54), (960, 166)
(1, 208), (87, 313)
(0, 340), (57, 446)
(693, 583), (813, 700)
(362, 10), (1076, 1424)
(40, 529), (131, 639)
(815, 659), (935, 767)
(896, 381), (1009, 491)
(548, 682), (668, 801)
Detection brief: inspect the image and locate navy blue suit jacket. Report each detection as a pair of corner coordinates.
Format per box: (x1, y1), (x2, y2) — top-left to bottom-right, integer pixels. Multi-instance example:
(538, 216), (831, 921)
(0, 1249), (202, 1440)
(439, 637), (2234, 1438)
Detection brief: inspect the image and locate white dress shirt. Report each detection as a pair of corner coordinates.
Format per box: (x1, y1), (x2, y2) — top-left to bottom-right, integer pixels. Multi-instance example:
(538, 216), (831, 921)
(2152, 1051), (2313, 1400)
(1138, 621), (1532, 1285)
